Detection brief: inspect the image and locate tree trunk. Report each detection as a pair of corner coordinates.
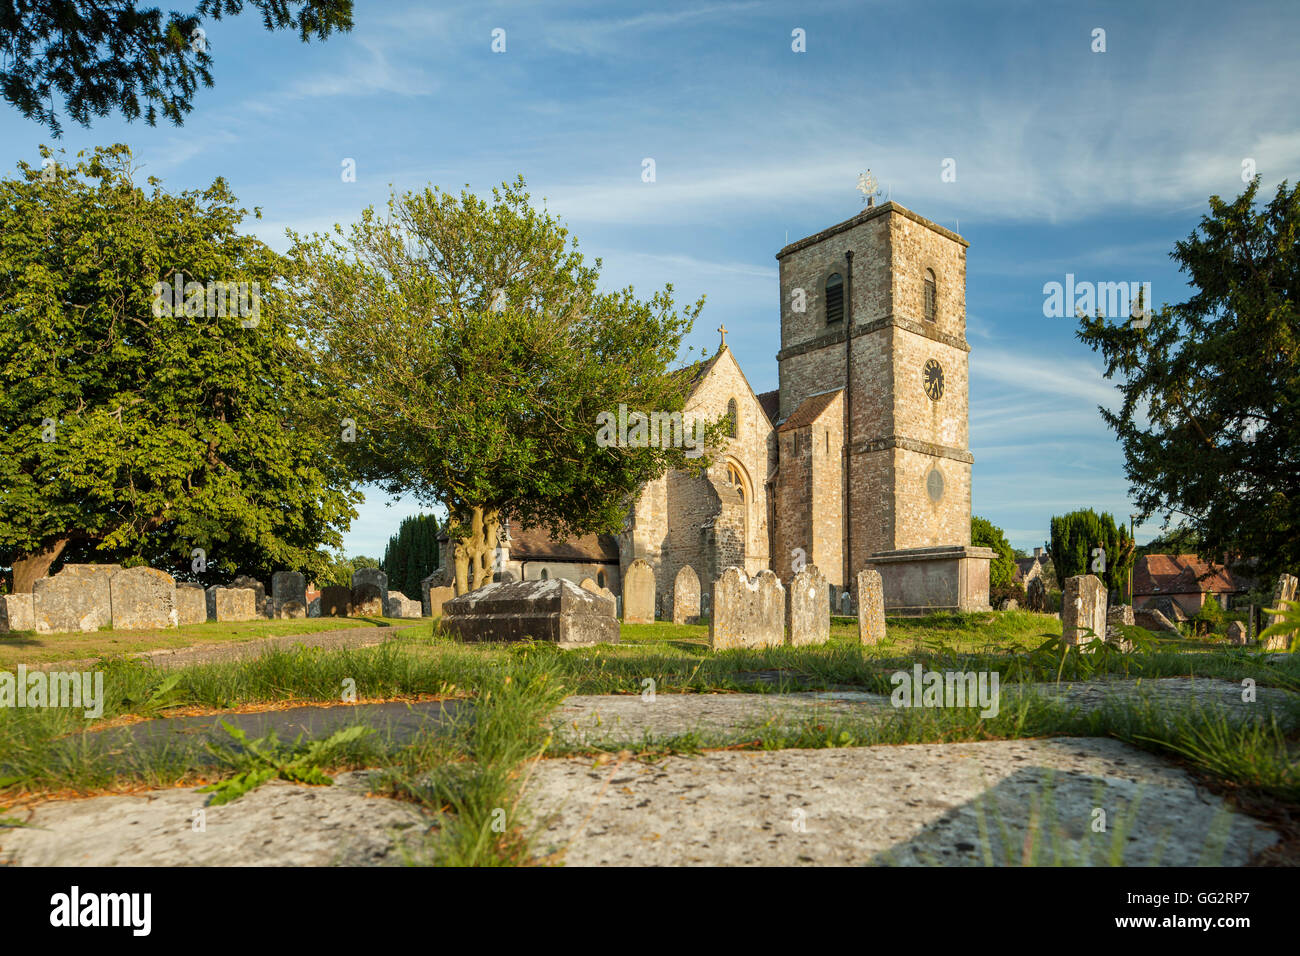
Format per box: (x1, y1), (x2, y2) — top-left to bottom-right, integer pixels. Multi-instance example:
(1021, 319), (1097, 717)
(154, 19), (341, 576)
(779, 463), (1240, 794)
(11, 538), (72, 593)
(451, 507), (501, 596)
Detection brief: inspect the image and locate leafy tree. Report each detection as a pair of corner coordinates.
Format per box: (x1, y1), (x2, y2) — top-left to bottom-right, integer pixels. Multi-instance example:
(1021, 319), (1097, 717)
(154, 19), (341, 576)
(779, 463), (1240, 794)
(381, 513), (441, 600)
(971, 516), (1017, 591)
(313, 552), (379, 589)
(1078, 178), (1299, 579)
(0, 0), (352, 136)
(0, 144), (359, 592)
(1136, 526), (1201, 557)
(1048, 509), (1135, 599)
(289, 177), (723, 595)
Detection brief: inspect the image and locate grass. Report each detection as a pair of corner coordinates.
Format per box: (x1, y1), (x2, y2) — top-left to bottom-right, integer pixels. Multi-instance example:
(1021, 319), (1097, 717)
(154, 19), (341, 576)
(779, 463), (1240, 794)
(0, 617), (407, 667)
(0, 611), (1296, 865)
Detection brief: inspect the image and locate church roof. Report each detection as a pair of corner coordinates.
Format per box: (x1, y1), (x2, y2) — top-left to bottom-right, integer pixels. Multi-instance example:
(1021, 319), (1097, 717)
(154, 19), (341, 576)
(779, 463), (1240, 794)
(756, 389), (780, 424)
(506, 525), (620, 564)
(778, 389), (842, 432)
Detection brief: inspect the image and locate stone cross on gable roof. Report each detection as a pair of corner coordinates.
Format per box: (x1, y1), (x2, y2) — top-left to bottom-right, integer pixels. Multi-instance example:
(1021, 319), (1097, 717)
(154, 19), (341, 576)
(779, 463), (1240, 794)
(718, 323), (728, 349)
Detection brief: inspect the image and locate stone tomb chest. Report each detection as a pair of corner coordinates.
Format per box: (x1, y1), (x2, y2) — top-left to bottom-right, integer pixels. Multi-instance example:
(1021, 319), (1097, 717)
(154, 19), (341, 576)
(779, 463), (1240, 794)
(441, 579), (618, 648)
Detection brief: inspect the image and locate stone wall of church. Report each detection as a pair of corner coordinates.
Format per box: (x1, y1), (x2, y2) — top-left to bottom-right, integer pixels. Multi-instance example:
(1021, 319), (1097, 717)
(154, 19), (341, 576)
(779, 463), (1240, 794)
(772, 395), (844, 590)
(889, 212), (967, 342)
(891, 447), (972, 550)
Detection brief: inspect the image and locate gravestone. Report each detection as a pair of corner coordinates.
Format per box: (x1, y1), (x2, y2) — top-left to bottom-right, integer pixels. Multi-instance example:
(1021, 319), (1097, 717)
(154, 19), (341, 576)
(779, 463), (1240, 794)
(1263, 573), (1299, 651)
(856, 569), (886, 646)
(109, 567), (178, 630)
(272, 571), (307, 619)
(1063, 574), (1108, 651)
(1134, 605), (1179, 635)
(700, 592), (710, 619)
(579, 577), (597, 592)
(1000, 598), (1019, 612)
(623, 559), (655, 624)
(1025, 577), (1047, 612)
(442, 579), (618, 647)
(425, 585), (455, 619)
(1106, 603), (1135, 653)
(1226, 620), (1248, 646)
(420, 573), (449, 617)
(387, 592), (422, 618)
(175, 584), (207, 626)
(352, 568), (389, 617)
(231, 576), (268, 618)
(208, 586), (258, 622)
(0, 593), (35, 633)
(839, 591), (852, 616)
(280, 600), (307, 619)
(319, 585), (352, 617)
(33, 564), (119, 634)
(787, 564), (829, 646)
(672, 565), (701, 625)
(709, 567), (784, 650)
(307, 597), (321, 618)
(579, 578), (616, 617)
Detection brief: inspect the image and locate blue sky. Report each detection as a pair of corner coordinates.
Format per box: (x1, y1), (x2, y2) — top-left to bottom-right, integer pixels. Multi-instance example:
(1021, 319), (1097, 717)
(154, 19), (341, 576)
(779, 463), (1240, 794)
(6, 0), (1298, 555)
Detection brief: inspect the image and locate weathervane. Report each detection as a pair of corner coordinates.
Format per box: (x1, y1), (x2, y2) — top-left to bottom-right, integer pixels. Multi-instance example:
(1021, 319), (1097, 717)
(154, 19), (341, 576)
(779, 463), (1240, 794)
(856, 170), (880, 207)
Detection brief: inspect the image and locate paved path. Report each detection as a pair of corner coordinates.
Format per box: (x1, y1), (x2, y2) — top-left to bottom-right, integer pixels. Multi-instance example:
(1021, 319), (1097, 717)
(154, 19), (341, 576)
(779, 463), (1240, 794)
(137, 623), (425, 669)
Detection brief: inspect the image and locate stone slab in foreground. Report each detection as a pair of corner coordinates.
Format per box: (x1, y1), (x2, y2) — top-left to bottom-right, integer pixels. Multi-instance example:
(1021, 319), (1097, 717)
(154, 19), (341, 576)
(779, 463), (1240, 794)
(527, 738), (1277, 866)
(0, 773), (427, 867)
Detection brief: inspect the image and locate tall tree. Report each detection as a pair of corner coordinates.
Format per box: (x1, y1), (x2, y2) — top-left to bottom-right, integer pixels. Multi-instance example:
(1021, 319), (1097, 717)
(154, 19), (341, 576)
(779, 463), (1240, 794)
(0, 0), (353, 135)
(1049, 509), (1135, 599)
(1078, 178), (1299, 578)
(290, 177), (722, 595)
(971, 516), (1016, 591)
(0, 144), (359, 591)
(381, 513), (440, 600)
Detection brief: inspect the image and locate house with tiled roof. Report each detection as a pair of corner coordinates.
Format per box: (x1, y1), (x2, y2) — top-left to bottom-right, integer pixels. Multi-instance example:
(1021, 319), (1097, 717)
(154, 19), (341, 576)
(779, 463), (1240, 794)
(1133, 554), (1255, 618)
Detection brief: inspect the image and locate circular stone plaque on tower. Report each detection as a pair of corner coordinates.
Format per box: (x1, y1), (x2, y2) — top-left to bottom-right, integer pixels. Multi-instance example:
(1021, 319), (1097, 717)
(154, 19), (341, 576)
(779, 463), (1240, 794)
(926, 468), (945, 502)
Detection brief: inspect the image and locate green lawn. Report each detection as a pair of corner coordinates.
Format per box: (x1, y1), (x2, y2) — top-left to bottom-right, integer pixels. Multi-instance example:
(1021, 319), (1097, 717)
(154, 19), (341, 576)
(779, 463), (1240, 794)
(0, 617), (408, 667)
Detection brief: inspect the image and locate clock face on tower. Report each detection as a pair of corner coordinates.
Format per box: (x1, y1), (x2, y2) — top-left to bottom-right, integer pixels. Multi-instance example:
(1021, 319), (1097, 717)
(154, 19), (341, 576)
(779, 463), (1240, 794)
(923, 359), (945, 401)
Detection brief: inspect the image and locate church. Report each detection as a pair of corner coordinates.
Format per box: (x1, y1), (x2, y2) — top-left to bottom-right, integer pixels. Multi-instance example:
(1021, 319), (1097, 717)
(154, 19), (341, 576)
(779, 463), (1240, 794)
(501, 200), (994, 616)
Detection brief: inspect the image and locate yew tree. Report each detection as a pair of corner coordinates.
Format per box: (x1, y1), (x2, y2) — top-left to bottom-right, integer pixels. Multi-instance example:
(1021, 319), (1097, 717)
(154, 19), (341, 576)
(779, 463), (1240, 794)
(0, 145), (359, 591)
(289, 178), (718, 595)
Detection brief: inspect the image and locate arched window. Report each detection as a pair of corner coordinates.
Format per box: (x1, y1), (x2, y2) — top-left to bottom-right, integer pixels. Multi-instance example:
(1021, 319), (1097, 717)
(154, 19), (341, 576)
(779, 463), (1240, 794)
(924, 269), (937, 322)
(726, 461), (746, 502)
(825, 273), (844, 324)
(726, 398), (739, 438)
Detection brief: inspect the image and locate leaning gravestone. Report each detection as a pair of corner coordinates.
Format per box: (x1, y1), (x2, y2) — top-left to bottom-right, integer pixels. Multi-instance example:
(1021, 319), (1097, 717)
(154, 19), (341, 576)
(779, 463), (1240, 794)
(272, 571), (307, 619)
(1063, 574), (1108, 651)
(579, 578), (616, 617)
(442, 579), (618, 647)
(109, 567), (178, 630)
(1226, 620), (1248, 646)
(352, 568), (389, 617)
(175, 584), (206, 626)
(787, 564), (829, 646)
(672, 565), (701, 625)
(231, 575), (268, 618)
(1263, 573), (1299, 651)
(207, 586), (258, 622)
(622, 559), (655, 624)
(710, 567), (784, 650)
(1025, 577), (1047, 612)
(0, 593), (35, 633)
(856, 569), (886, 646)
(1106, 604), (1136, 653)
(319, 585), (352, 617)
(33, 564), (119, 634)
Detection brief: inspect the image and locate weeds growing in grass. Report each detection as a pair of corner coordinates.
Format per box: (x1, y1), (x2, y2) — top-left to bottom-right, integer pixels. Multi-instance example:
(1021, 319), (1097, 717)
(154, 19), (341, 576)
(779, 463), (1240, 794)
(199, 722), (376, 806)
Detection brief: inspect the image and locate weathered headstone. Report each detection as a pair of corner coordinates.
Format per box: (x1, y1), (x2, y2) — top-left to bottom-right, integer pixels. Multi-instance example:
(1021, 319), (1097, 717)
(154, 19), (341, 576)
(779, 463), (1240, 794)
(856, 569), (886, 646)
(319, 585), (352, 617)
(672, 565), (701, 626)
(709, 567), (784, 650)
(579, 578), (616, 617)
(208, 586), (258, 622)
(623, 559), (655, 624)
(1263, 573), (1299, 651)
(0, 593), (35, 633)
(272, 571), (307, 619)
(1106, 604), (1136, 653)
(1063, 574), (1108, 651)
(231, 575), (268, 617)
(352, 568), (389, 617)
(307, 597), (321, 618)
(579, 577), (597, 592)
(109, 567), (178, 630)
(387, 592), (423, 618)
(442, 579), (618, 647)
(1226, 620), (1248, 646)
(839, 591), (852, 616)
(426, 585), (455, 619)
(1134, 605), (1179, 635)
(419, 572), (443, 616)
(279, 600), (307, 619)
(787, 564), (829, 646)
(33, 564), (119, 634)
(1000, 598), (1019, 612)
(1025, 577), (1047, 612)
(174, 584), (206, 626)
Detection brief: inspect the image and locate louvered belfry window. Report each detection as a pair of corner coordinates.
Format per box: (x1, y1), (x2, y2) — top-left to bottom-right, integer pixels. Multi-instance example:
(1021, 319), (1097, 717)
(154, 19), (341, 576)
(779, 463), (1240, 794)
(825, 273), (844, 324)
